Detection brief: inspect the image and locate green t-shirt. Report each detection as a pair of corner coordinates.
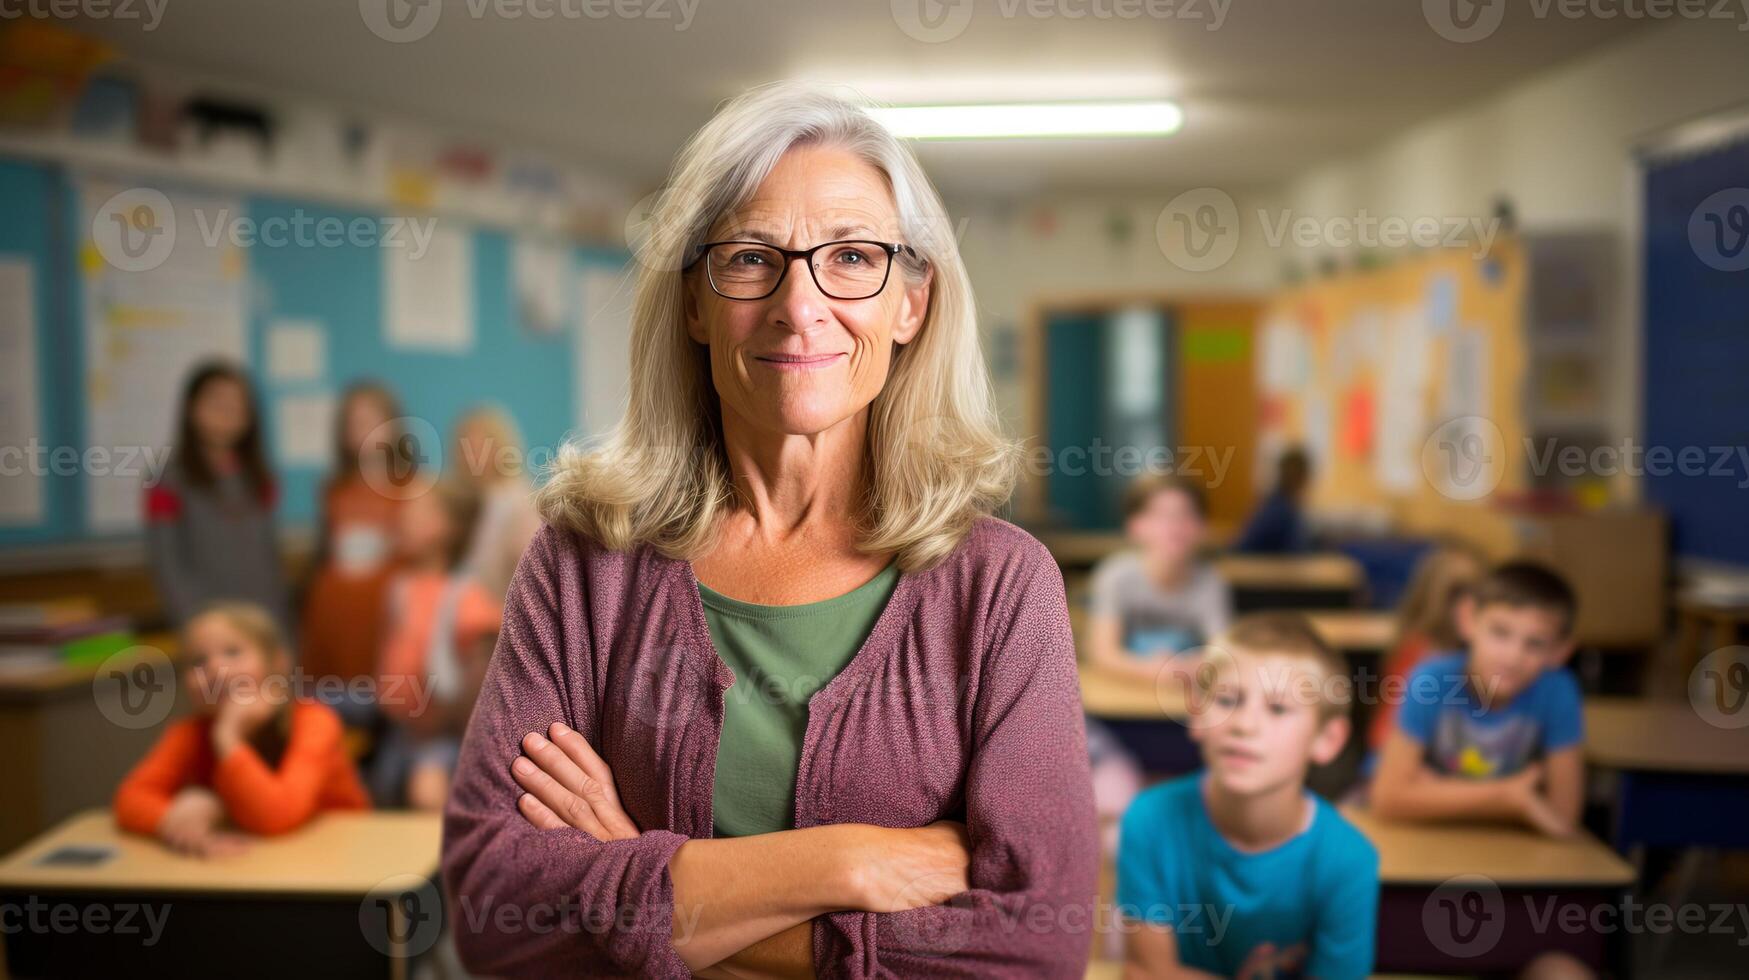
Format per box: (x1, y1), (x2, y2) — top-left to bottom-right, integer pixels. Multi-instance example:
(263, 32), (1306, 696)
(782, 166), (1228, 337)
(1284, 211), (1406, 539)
(698, 562), (901, 838)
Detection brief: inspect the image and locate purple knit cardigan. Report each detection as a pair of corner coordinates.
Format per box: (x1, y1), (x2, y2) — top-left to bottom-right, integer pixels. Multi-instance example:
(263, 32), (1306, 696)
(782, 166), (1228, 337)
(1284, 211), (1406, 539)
(441, 516), (1098, 978)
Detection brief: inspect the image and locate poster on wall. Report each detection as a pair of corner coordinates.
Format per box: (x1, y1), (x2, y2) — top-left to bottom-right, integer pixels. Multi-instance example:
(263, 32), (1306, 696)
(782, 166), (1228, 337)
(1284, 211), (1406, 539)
(0, 259), (42, 525)
(80, 179), (249, 532)
(386, 223), (474, 351)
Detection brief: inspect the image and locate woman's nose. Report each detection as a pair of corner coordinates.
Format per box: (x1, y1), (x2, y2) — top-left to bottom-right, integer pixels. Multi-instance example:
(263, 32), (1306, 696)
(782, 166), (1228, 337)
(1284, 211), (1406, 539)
(769, 256), (830, 330)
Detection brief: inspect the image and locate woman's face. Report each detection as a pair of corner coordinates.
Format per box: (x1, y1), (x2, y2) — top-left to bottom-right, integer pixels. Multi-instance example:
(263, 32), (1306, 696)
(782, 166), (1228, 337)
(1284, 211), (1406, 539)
(684, 144), (932, 437)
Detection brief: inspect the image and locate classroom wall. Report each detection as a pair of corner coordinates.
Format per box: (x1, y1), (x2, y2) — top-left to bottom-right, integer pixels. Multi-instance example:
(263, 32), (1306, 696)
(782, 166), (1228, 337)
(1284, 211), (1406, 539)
(0, 160), (630, 548)
(1278, 15), (1749, 462)
(949, 189), (1285, 436)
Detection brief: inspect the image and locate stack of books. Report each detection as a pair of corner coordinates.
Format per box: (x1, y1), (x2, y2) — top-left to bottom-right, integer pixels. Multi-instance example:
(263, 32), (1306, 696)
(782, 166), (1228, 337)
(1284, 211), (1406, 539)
(0, 600), (137, 680)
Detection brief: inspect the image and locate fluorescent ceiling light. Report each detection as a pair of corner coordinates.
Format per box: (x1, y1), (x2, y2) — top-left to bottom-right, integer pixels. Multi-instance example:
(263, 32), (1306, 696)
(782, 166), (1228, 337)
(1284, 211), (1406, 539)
(866, 101), (1183, 140)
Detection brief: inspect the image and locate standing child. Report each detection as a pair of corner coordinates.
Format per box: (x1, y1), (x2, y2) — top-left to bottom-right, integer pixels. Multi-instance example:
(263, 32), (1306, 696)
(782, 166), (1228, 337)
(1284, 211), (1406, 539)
(114, 603), (369, 854)
(1119, 613), (1379, 979)
(1087, 473), (1233, 686)
(372, 482), (501, 811)
(1367, 541), (1488, 753)
(448, 406), (542, 602)
(145, 361), (291, 632)
(299, 382), (407, 700)
(1371, 561), (1584, 837)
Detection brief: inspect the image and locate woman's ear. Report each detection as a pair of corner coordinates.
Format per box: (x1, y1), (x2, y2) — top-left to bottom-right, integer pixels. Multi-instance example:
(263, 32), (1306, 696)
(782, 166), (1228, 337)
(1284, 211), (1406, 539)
(683, 275), (709, 345)
(891, 266), (932, 345)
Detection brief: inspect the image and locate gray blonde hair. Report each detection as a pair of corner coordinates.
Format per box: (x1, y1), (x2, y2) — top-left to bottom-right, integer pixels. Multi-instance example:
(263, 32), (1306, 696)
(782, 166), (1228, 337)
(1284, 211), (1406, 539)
(537, 81), (1018, 571)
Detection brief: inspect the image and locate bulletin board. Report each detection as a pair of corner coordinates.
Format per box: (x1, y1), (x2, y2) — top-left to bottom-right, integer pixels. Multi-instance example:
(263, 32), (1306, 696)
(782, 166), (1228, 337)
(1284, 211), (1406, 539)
(0, 157), (631, 547)
(1255, 239), (1529, 554)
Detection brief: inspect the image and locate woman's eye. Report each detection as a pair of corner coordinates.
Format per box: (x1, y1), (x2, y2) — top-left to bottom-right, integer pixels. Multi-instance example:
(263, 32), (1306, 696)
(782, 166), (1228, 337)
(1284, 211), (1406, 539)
(730, 251), (767, 266)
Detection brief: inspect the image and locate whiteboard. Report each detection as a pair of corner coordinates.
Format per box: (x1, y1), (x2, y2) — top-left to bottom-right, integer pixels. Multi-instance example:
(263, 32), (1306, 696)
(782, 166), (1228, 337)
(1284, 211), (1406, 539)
(79, 177), (249, 532)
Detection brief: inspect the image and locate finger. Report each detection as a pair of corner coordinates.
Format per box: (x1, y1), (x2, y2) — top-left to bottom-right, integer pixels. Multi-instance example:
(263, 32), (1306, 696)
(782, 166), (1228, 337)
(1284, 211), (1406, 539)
(512, 755), (609, 839)
(521, 730), (591, 796)
(516, 791), (570, 831)
(549, 723), (623, 803)
(574, 771), (639, 840)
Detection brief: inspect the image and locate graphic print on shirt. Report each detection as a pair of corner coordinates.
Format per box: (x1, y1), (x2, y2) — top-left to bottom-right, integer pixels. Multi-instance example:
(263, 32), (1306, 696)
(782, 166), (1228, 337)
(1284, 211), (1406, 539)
(1428, 709), (1541, 778)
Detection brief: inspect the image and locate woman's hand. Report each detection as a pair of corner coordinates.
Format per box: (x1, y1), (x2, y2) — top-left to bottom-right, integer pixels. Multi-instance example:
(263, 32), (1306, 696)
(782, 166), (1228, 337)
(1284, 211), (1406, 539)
(845, 820), (972, 913)
(511, 721), (640, 841)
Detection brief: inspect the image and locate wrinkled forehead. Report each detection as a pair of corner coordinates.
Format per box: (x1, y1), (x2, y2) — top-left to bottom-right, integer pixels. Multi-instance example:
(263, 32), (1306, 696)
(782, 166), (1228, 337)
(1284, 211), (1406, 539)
(710, 145), (904, 242)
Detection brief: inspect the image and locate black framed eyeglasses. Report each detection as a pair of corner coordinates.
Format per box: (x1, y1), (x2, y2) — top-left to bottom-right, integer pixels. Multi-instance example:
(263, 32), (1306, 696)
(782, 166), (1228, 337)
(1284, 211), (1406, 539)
(684, 239), (922, 301)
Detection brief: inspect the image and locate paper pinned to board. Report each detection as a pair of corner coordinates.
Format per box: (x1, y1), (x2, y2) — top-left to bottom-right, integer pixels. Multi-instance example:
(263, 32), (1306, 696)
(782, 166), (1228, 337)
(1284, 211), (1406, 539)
(385, 224), (473, 351)
(514, 238), (571, 335)
(275, 392), (337, 466)
(0, 258), (43, 524)
(266, 318), (327, 383)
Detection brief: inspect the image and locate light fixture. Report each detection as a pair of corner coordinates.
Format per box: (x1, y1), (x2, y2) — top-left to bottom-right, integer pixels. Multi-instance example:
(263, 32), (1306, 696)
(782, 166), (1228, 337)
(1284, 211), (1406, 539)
(865, 101), (1183, 140)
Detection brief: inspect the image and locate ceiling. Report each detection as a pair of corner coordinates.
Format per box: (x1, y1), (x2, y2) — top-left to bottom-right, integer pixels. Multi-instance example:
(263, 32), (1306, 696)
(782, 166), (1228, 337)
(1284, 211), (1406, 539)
(73, 0), (1650, 198)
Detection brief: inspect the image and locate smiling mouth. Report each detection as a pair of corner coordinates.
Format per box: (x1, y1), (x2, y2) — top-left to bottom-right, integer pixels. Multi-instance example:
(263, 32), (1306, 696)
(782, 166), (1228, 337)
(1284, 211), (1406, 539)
(753, 353), (844, 371)
(1217, 746), (1263, 766)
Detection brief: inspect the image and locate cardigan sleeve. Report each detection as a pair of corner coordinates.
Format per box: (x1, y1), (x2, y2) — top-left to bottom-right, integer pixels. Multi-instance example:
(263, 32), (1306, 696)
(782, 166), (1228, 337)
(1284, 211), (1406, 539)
(441, 527), (694, 979)
(818, 538), (1101, 978)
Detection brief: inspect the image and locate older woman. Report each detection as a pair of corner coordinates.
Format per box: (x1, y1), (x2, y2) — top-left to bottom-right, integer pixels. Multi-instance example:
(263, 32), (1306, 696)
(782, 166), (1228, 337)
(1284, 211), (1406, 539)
(442, 82), (1097, 979)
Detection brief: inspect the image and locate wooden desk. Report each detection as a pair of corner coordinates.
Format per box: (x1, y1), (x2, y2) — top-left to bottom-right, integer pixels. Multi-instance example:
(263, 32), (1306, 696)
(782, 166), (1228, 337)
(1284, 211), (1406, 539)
(1304, 610), (1395, 654)
(1213, 553), (1364, 591)
(0, 635), (183, 854)
(1214, 554), (1364, 612)
(1344, 807), (1632, 975)
(1584, 697), (1749, 851)
(1079, 663), (1189, 721)
(0, 809), (441, 979)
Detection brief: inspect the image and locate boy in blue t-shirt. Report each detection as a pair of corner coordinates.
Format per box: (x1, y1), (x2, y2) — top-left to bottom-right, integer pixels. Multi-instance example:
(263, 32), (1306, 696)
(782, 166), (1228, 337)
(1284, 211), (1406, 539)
(1118, 613), (1378, 979)
(1372, 560), (1584, 837)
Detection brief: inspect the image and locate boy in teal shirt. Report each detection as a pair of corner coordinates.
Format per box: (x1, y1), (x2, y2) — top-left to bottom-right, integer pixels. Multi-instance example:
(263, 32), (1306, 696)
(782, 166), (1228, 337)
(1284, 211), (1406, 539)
(1118, 613), (1378, 979)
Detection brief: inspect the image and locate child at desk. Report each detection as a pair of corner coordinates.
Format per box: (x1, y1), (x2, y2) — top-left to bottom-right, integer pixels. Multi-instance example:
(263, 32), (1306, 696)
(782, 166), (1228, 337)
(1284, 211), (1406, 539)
(1371, 561), (1583, 838)
(1086, 473), (1232, 686)
(114, 603), (369, 855)
(1118, 614), (1378, 979)
(371, 483), (501, 811)
(144, 360), (292, 633)
(1232, 445), (1311, 554)
(1366, 541), (1487, 753)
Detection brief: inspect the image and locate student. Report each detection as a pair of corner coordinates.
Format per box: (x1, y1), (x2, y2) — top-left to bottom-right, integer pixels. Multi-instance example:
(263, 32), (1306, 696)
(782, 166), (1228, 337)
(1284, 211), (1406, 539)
(372, 482), (501, 811)
(1366, 541), (1488, 753)
(299, 382), (406, 702)
(1087, 473), (1232, 687)
(1119, 613), (1378, 979)
(1233, 446), (1312, 554)
(1371, 561), (1583, 838)
(145, 361), (292, 632)
(113, 603), (369, 854)
(448, 406), (541, 601)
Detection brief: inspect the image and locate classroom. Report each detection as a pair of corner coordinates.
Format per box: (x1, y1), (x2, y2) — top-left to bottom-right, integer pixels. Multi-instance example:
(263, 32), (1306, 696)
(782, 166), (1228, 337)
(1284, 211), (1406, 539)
(0, 3), (1746, 978)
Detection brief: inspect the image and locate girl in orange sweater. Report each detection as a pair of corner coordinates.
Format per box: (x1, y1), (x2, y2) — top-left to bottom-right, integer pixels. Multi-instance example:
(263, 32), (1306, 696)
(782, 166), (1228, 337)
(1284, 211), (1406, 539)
(1367, 542), (1488, 752)
(114, 603), (369, 855)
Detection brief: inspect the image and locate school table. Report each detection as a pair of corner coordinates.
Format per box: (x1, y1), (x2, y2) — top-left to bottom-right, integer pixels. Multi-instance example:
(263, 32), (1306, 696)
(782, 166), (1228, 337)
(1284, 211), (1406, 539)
(0, 634), (183, 854)
(1583, 697), (1749, 851)
(1304, 609), (1395, 655)
(1213, 553), (1365, 612)
(1344, 807), (1635, 976)
(0, 809), (441, 980)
